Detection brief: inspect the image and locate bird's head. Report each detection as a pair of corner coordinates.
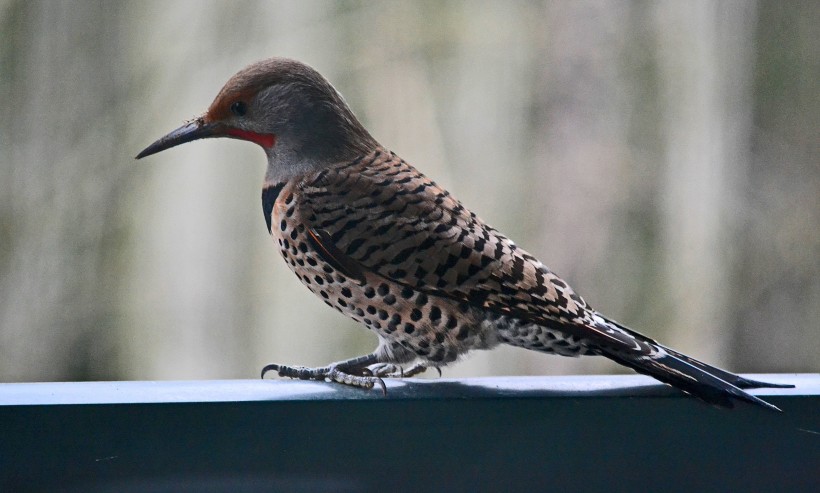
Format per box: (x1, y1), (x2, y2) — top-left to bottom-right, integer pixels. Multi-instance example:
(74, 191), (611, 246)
(136, 57), (377, 182)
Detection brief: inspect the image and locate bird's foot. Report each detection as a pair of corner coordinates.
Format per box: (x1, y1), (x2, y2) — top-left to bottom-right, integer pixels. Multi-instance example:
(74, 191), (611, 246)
(365, 362), (442, 378)
(261, 362), (387, 394)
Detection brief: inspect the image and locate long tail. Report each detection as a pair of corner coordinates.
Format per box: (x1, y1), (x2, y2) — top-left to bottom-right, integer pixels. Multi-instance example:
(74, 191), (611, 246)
(598, 317), (793, 412)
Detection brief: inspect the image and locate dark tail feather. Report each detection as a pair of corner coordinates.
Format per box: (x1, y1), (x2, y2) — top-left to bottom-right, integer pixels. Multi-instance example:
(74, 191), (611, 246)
(659, 346), (794, 390)
(597, 318), (790, 412)
(604, 350), (783, 412)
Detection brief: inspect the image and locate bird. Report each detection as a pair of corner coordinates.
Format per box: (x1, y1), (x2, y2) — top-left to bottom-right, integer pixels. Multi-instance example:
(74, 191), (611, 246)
(137, 57), (792, 411)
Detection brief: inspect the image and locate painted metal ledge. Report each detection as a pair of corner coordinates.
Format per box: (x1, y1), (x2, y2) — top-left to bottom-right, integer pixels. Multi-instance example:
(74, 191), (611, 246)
(1, 374), (818, 492)
(0, 373), (811, 405)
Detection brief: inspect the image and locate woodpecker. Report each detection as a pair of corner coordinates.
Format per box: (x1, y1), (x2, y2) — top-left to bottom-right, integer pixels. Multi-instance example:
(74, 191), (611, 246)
(137, 57), (791, 410)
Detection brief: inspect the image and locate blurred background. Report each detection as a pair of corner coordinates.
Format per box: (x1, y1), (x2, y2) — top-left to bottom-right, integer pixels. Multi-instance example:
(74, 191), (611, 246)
(0, 0), (817, 383)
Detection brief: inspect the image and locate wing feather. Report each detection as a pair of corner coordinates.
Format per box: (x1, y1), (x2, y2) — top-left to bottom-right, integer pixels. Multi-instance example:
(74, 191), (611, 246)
(299, 151), (650, 354)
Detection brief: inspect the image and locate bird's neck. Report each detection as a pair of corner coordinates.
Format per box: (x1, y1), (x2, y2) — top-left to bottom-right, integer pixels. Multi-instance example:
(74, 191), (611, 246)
(263, 134), (379, 185)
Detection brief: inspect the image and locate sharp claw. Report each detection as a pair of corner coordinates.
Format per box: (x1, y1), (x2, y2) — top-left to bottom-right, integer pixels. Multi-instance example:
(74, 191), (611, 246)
(260, 363), (280, 379)
(376, 377), (387, 395)
(434, 366), (442, 377)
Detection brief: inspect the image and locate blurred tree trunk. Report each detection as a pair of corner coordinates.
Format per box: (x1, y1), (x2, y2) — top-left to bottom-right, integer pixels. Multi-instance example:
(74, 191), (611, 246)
(732, 0), (820, 371)
(655, 0), (758, 364)
(0, 0), (126, 381)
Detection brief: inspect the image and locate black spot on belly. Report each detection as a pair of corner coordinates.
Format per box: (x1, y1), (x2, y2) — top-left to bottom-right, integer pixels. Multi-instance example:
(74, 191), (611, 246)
(429, 306), (442, 324)
(456, 326), (470, 341)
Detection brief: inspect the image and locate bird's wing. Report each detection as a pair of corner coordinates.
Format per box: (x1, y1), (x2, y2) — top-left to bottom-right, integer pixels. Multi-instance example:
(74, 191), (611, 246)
(299, 151), (650, 354)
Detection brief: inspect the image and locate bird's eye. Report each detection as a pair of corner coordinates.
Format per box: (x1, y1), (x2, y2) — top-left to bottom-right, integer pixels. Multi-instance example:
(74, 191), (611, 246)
(230, 101), (247, 117)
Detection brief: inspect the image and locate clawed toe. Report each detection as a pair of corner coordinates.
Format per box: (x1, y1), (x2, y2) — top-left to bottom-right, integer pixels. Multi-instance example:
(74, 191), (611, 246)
(260, 363), (283, 379)
(366, 363), (404, 377)
(365, 362), (442, 378)
(398, 362), (440, 378)
(327, 366), (387, 395)
(260, 362), (387, 395)
(261, 363), (327, 381)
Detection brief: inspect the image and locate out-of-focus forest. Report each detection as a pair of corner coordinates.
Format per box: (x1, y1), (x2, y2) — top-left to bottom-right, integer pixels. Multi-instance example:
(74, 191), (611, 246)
(0, 0), (817, 383)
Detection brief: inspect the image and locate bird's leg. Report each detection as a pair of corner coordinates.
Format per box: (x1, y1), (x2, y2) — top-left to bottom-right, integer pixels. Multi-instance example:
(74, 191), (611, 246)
(261, 353), (387, 394)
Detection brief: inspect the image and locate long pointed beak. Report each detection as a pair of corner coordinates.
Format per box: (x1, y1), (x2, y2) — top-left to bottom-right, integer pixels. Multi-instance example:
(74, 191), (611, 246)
(136, 118), (226, 159)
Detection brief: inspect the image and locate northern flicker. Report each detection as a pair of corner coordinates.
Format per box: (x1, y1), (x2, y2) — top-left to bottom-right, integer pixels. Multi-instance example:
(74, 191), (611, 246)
(137, 57), (791, 411)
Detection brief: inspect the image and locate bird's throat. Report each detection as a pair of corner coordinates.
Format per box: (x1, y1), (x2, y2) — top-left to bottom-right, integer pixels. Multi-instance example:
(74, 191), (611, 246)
(226, 128), (276, 149)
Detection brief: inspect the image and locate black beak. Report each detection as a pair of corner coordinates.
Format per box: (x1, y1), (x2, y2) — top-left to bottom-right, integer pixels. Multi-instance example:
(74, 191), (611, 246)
(136, 119), (226, 159)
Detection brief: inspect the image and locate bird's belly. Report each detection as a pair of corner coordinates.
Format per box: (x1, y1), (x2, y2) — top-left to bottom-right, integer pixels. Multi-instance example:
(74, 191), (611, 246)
(491, 314), (592, 357)
(271, 207), (500, 365)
